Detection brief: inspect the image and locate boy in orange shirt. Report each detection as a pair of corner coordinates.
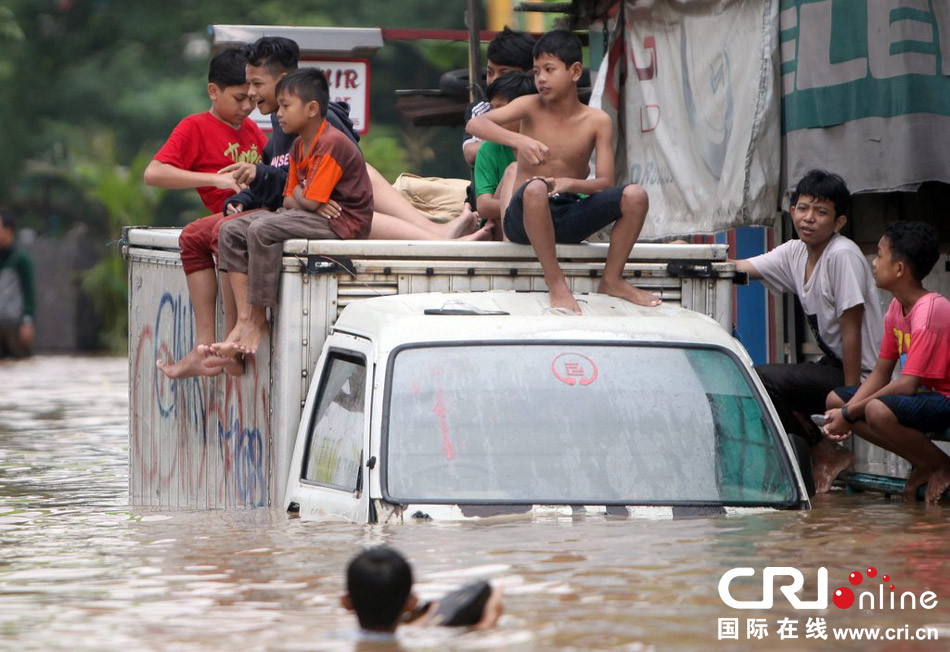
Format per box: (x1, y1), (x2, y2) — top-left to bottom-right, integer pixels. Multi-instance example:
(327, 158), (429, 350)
(212, 68), (372, 358)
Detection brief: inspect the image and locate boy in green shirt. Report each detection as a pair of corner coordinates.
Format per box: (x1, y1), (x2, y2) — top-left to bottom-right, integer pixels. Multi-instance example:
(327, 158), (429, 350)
(473, 71), (537, 239)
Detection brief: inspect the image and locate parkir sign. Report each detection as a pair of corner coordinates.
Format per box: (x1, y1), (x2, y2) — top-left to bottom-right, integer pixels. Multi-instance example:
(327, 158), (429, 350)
(251, 58), (370, 134)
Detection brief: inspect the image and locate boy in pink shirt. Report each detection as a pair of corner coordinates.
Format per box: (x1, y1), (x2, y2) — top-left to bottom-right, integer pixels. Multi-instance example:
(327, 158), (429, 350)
(820, 221), (950, 502)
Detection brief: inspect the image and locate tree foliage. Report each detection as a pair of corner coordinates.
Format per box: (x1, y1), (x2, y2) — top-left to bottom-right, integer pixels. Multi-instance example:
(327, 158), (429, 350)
(0, 0), (477, 231)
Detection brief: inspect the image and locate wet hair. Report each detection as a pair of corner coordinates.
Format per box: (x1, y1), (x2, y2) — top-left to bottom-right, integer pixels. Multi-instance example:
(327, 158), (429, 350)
(347, 547), (413, 631)
(208, 48), (249, 88)
(790, 169), (850, 218)
(486, 70), (537, 102)
(487, 26), (536, 70)
(533, 29), (583, 67)
(275, 68), (329, 117)
(883, 221), (940, 282)
(242, 36), (299, 76)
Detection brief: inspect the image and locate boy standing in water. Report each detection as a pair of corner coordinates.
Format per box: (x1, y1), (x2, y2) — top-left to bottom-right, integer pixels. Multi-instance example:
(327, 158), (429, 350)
(821, 222), (950, 503)
(467, 30), (657, 313)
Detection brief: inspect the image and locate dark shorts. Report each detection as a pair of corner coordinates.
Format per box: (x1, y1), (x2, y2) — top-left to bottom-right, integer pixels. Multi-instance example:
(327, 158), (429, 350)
(503, 181), (626, 245)
(834, 386), (950, 434)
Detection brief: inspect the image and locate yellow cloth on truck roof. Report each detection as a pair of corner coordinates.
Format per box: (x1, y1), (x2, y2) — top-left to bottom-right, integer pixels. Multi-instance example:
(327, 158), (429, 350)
(392, 173), (469, 222)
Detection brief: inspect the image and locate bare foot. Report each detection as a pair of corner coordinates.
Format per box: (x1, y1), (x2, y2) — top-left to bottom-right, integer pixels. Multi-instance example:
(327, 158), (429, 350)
(198, 345), (246, 377)
(925, 464), (950, 503)
(442, 202), (478, 238)
(235, 317), (270, 356)
(811, 438), (853, 493)
(156, 347), (222, 379)
(459, 223), (494, 241)
(211, 339), (244, 358)
(904, 465), (931, 500)
(598, 278), (662, 307)
(548, 282), (581, 315)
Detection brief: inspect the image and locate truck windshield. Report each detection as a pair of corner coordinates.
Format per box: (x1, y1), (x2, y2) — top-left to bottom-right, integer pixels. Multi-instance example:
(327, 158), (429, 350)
(384, 343), (799, 507)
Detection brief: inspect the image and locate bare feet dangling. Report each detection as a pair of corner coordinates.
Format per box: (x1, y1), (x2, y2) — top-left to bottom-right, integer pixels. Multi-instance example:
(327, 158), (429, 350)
(156, 347), (222, 379)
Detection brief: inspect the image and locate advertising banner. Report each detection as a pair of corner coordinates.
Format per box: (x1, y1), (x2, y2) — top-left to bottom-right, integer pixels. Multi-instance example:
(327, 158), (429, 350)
(781, 0), (950, 193)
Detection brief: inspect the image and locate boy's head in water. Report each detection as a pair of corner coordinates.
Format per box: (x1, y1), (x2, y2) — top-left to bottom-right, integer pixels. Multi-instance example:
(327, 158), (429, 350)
(343, 547), (417, 632)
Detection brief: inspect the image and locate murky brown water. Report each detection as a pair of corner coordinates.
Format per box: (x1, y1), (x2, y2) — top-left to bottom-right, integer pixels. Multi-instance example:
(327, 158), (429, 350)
(2, 356), (950, 651)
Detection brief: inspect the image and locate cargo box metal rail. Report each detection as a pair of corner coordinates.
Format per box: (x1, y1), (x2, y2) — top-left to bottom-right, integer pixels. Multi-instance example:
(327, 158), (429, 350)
(123, 227), (737, 509)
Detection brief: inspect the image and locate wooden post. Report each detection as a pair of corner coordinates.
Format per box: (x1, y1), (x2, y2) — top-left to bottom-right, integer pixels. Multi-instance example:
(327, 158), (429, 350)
(466, 0), (483, 102)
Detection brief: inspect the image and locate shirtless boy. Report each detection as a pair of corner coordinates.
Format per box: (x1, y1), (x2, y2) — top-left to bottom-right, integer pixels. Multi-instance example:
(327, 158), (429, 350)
(467, 29), (658, 313)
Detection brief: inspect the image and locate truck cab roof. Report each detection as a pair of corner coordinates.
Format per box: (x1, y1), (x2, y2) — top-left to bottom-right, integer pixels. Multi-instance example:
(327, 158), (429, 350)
(332, 291), (745, 356)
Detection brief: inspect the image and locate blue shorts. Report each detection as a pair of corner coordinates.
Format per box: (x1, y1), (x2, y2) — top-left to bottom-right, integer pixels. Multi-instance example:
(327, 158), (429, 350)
(834, 386), (950, 434)
(503, 181), (626, 245)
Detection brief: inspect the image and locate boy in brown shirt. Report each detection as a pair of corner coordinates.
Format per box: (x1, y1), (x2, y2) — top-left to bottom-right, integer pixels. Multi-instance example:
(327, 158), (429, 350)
(213, 68), (373, 358)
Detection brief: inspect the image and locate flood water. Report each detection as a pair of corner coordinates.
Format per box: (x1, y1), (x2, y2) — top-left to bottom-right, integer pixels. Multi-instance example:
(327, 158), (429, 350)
(2, 356), (950, 651)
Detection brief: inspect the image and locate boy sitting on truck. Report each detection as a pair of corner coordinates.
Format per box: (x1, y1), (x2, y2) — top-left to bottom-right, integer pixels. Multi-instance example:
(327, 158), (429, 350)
(212, 68), (373, 358)
(462, 26), (536, 167)
(733, 170), (883, 494)
(144, 48), (266, 214)
(144, 47), (267, 379)
(157, 38), (484, 380)
(820, 221), (950, 503)
(466, 29), (659, 314)
(473, 71), (537, 238)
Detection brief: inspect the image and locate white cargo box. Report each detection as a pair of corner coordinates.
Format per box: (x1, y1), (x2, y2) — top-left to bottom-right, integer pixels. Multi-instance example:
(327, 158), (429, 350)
(123, 227), (738, 508)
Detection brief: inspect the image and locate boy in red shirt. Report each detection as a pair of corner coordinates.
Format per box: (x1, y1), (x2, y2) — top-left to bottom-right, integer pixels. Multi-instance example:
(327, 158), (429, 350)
(213, 68), (373, 358)
(144, 47), (266, 213)
(144, 48), (266, 378)
(821, 221), (950, 502)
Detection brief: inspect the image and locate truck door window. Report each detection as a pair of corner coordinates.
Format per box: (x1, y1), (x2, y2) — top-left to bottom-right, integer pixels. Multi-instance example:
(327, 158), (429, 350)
(302, 352), (365, 491)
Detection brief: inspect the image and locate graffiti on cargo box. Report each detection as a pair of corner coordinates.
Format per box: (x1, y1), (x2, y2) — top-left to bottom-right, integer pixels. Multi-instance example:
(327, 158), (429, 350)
(131, 289), (269, 507)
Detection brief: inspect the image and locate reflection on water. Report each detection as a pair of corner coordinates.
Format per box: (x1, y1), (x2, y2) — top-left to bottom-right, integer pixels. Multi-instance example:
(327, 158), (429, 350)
(2, 356), (950, 651)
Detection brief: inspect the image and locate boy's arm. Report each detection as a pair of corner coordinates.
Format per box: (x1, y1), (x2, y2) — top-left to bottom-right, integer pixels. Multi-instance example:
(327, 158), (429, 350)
(731, 259), (764, 280)
(476, 193), (501, 222)
(839, 304), (865, 386)
(144, 160), (241, 193)
(823, 357), (901, 439)
(291, 185), (324, 213)
(467, 96), (549, 165)
(224, 165), (290, 214)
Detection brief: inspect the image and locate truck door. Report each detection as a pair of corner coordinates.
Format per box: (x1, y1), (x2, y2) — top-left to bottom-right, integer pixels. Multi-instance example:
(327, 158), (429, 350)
(283, 336), (374, 521)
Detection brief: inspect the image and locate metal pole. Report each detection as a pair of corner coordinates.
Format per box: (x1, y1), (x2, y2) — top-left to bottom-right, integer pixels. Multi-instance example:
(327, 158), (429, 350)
(466, 0), (483, 102)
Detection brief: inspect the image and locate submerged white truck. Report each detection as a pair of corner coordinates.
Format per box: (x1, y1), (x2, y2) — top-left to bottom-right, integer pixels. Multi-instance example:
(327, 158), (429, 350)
(124, 229), (816, 515)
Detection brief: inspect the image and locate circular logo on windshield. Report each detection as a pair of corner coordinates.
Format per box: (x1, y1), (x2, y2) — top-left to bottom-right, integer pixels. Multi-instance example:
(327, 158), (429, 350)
(552, 353), (599, 386)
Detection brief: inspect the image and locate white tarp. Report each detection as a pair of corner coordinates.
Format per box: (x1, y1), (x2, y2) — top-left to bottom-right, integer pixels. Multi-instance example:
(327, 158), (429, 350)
(780, 1), (950, 194)
(590, 0), (781, 238)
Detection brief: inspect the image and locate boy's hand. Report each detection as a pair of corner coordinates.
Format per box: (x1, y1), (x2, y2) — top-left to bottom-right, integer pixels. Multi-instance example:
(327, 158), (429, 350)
(543, 177), (573, 195)
(518, 138), (550, 166)
(210, 173), (242, 193)
(224, 202), (244, 215)
(822, 408), (852, 441)
(219, 162), (257, 187)
(316, 200), (342, 220)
